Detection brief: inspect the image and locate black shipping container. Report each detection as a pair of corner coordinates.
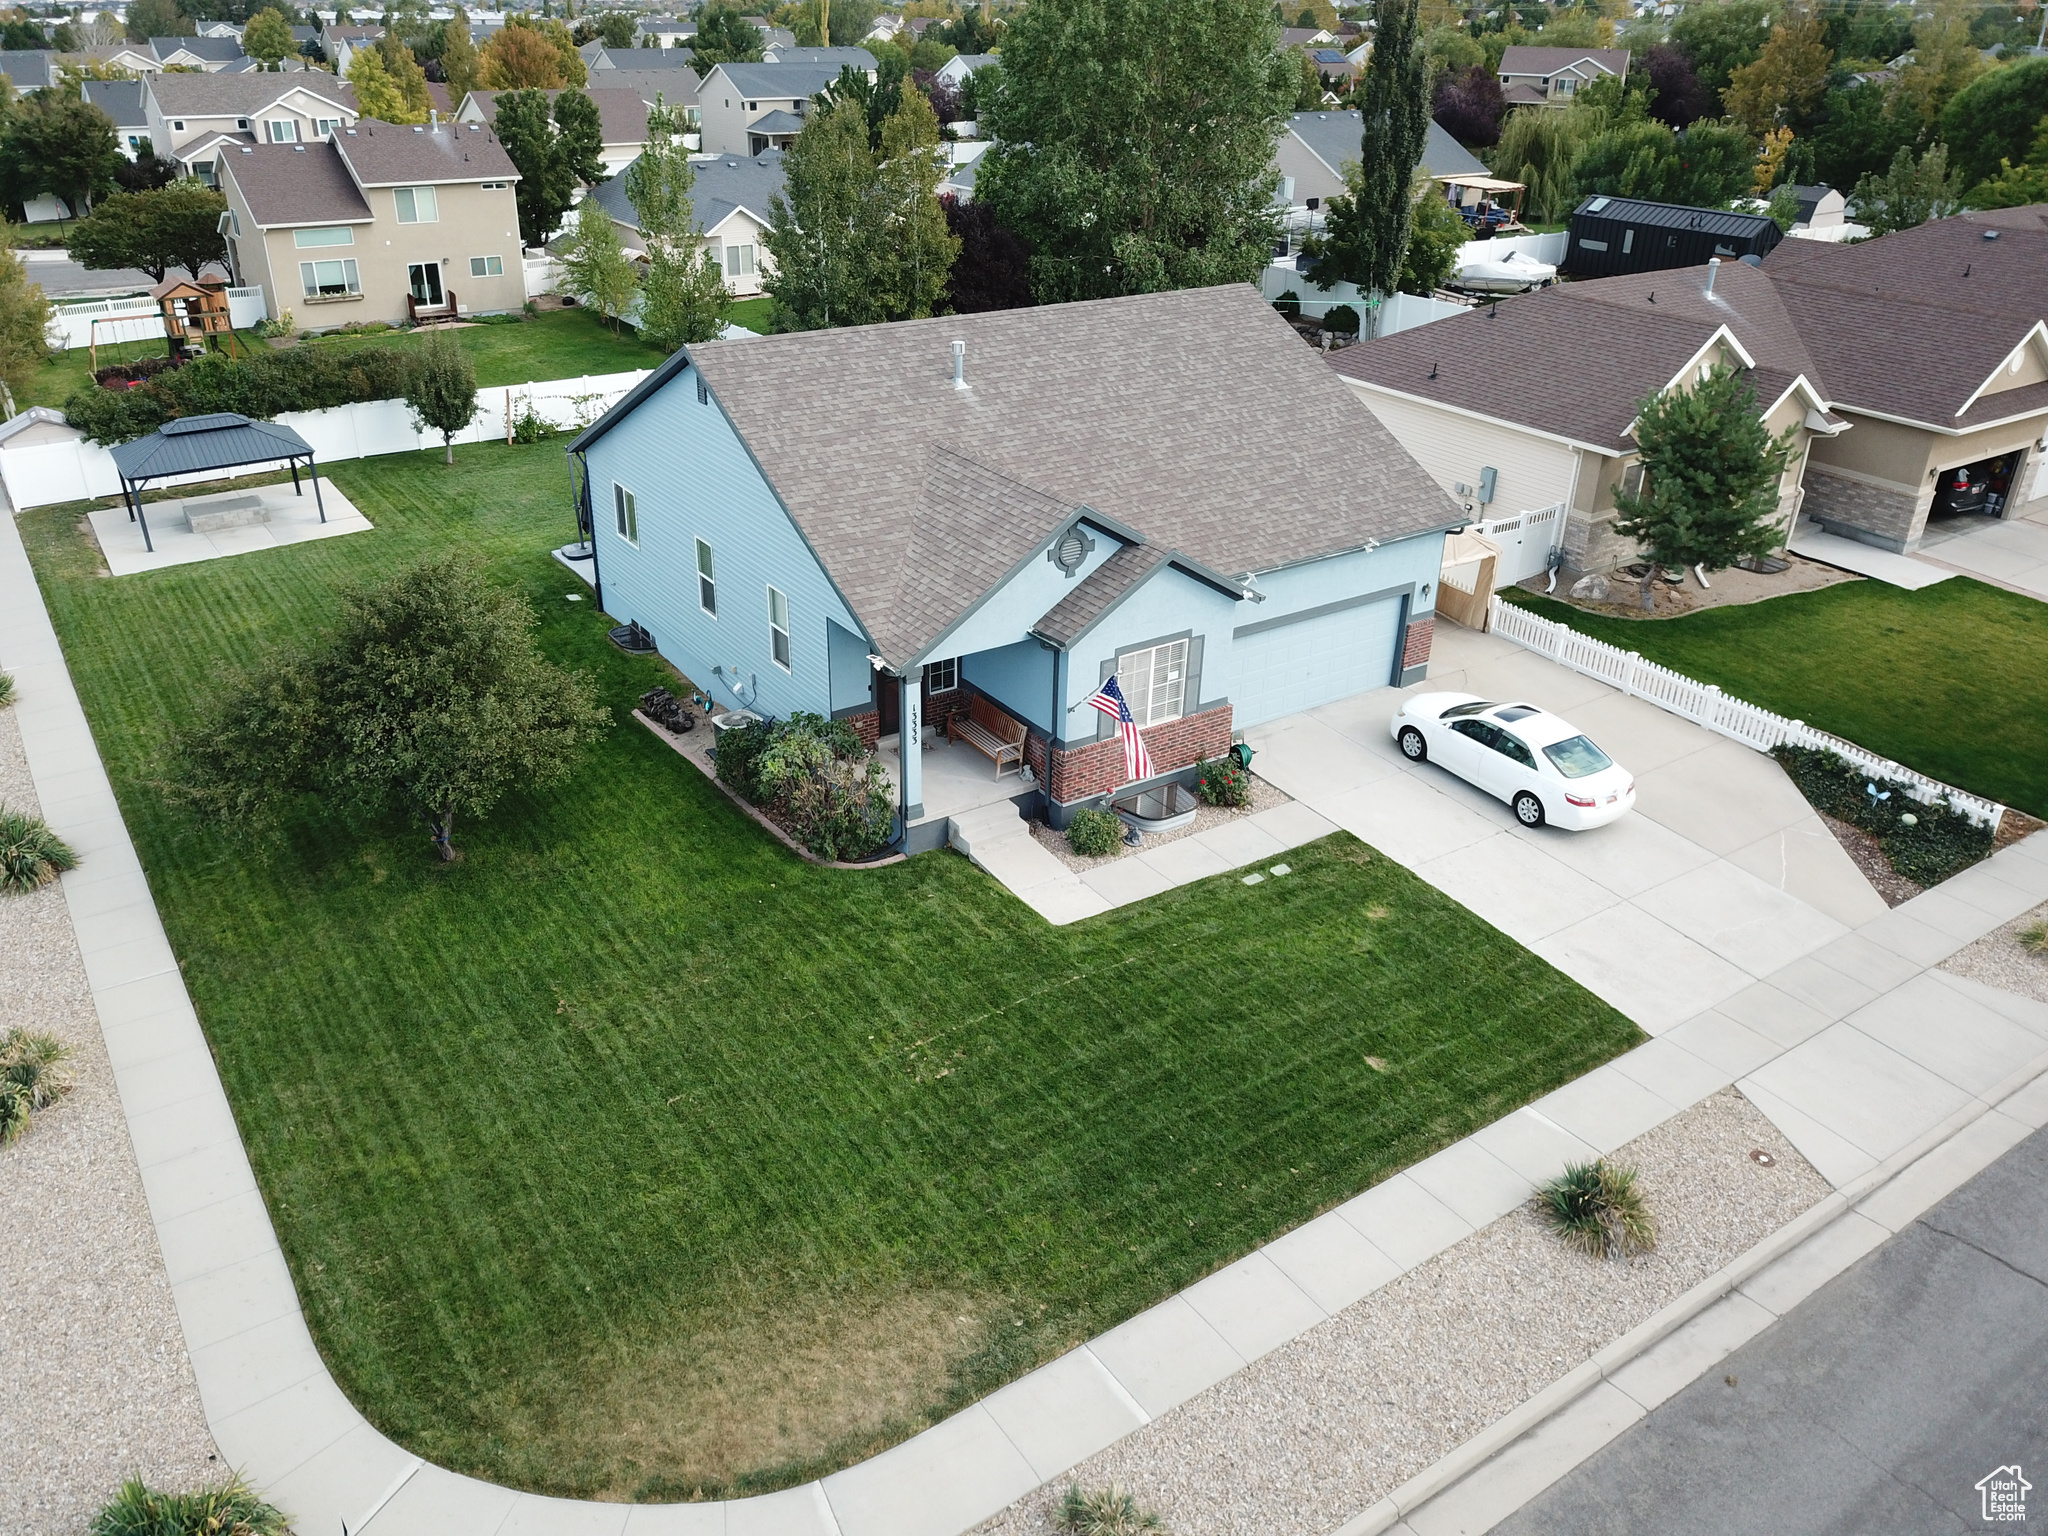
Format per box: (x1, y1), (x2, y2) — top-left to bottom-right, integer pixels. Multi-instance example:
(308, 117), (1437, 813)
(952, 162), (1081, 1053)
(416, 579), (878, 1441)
(1562, 196), (1783, 278)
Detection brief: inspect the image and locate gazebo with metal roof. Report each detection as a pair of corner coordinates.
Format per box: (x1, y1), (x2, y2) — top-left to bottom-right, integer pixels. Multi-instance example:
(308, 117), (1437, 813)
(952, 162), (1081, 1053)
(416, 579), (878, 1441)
(109, 413), (325, 553)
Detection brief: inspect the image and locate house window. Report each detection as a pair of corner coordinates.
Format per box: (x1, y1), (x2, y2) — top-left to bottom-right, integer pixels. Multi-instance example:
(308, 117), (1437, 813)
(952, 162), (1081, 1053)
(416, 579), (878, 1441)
(316, 117), (343, 137)
(1621, 462), (1646, 501)
(299, 258), (359, 296)
(470, 254), (504, 276)
(767, 585), (790, 670)
(394, 185), (438, 223)
(479, 181), (508, 189)
(294, 226), (353, 247)
(696, 538), (716, 615)
(926, 656), (958, 692)
(1115, 638), (1189, 727)
(266, 118), (299, 142)
(614, 483), (637, 544)
(724, 243), (756, 276)
(193, 161), (216, 186)
(172, 119), (185, 130)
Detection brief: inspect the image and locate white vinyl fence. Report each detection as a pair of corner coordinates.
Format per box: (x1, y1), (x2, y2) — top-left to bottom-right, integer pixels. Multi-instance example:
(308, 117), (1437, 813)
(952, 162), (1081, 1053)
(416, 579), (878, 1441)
(0, 367), (651, 512)
(1487, 595), (2006, 830)
(48, 288), (269, 352)
(1473, 502), (1565, 586)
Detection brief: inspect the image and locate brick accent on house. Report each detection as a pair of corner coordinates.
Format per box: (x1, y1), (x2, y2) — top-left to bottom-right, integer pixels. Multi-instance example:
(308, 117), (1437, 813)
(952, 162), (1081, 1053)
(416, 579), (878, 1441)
(1800, 466), (1926, 552)
(842, 709), (880, 750)
(1403, 616), (1434, 670)
(1047, 704), (1234, 808)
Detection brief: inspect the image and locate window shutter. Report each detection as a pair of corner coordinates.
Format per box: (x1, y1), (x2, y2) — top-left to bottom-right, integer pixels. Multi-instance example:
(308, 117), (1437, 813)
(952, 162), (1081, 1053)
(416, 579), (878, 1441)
(1097, 656), (1115, 741)
(1184, 635), (1204, 711)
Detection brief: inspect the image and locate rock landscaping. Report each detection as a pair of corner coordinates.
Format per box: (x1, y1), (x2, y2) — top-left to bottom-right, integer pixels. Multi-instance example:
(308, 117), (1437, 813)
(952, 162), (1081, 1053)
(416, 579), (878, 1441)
(1029, 773), (1292, 874)
(1941, 900), (2048, 1007)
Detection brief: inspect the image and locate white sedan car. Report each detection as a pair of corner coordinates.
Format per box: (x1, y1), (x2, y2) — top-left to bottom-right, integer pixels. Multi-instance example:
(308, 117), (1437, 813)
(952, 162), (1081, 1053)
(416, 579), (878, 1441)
(1390, 693), (1636, 830)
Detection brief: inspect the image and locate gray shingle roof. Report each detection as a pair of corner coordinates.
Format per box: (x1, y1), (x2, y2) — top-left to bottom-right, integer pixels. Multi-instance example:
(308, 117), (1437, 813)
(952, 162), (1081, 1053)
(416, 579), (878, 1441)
(1497, 45), (1630, 77)
(153, 35), (245, 62)
(1285, 110), (1488, 183)
(0, 49), (57, 89)
(1033, 543), (1167, 648)
(589, 148), (785, 237)
(464, 88), (650, 146)
(760, 45), (876, 67)
(333, 119), (518, 186)
(83, 78), (148, 129)
(588, 68), (701, 108)
(145, 70), (355, 117)
(595, 46), (697, 69)
(745, 107), (804, 135)
(670, 285), (1460, 665)
(218, 140), (373, 225)
(706, 60), (844, 100)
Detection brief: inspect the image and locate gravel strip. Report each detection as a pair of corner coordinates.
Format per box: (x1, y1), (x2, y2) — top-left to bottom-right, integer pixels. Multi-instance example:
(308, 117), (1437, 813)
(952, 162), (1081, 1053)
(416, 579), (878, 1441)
(1941, 900), (2048, 1007)
(974, 1089), (1827, 1536)
(1028, 774), (1291, 873)
(1815, 810), (1922, 908)
(0, 703), (220, 1536)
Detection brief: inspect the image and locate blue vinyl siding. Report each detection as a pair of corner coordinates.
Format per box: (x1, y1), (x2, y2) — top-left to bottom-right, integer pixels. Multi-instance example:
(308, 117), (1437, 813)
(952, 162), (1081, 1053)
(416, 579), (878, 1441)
(1060, 566), (1238, 743)
(929, 527), (1117, 662)
(583, 362), (863, 720)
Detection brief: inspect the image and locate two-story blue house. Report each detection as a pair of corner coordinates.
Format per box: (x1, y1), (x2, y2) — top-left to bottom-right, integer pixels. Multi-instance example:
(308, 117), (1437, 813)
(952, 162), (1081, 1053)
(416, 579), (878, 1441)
(567, 284), (1463, 849)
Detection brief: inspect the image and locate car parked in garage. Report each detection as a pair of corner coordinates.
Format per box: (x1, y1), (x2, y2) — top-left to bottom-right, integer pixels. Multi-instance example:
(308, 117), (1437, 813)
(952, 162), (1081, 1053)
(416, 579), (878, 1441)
(1391, 693), (1635, 829)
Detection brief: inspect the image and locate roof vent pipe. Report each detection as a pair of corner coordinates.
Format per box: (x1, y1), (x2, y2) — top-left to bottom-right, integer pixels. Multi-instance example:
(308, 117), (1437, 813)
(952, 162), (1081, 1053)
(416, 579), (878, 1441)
(951, 338), (967, 389)
(1704, 255), (1720, 296)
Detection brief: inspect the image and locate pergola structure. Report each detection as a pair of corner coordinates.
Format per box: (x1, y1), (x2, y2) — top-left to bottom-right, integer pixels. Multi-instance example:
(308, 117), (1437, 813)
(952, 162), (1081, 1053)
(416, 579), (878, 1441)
(109, 413), (325, 554)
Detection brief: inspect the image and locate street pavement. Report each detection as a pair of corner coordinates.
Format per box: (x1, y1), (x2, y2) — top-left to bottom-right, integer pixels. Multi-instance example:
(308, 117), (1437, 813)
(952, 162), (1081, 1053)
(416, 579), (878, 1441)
(20, 250), (232, 298)
(1493, 1124), (2048, 1535)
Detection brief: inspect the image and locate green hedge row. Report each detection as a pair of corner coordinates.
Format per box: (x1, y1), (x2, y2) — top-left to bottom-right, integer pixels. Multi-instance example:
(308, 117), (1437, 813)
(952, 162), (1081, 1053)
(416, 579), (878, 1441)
(63, 346), (420, 445)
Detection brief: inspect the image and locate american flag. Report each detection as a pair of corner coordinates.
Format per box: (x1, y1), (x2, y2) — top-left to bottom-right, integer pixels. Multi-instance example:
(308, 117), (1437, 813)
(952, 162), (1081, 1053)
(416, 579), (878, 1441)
(1086, 675), (1153, 783)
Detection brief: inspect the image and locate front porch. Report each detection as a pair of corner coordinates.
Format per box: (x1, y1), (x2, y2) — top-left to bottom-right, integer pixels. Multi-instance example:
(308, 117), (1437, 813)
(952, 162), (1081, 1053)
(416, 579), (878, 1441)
(874, 726), (1036, 848)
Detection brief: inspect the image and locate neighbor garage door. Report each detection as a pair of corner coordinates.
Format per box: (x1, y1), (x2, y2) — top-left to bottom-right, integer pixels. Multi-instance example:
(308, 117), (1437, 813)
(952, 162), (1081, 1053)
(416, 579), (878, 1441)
(1230, 593), (1405, 728)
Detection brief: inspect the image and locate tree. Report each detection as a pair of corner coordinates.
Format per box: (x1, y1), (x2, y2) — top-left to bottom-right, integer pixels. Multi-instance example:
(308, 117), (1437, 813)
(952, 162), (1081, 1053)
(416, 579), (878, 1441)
(242, 6), (296, 66)
(1894, 0), (1983, 126)
(0, 247), (51, 414)
(936, 3), (999, 53)
(1309, 0), (1430, 297)
(1667, 0), (1772, 96)
(558, 191), (637, 328)
(68, 183), (226, 282)
(1433, 62), (1505, 148)
(480, 20), (567, 88)
(596, 10), (634, 49)
(551, 87), (607, 184)
(1752, 124), (1793, 194)
(1571, 117), (1753, 207)
(495, 88), (575, 245)
(375, 33), (434, 117)
(440, 8), (483, 100)
(1488, 100), (1588, 221)
(125, 0), (189, 43)
(1968, 154), (2048, 211)
(873, 78), (958, 320)
(1852, 141), (1963, 235)
(1397, 176), (1467, 292)
(114, 149), (178, 193)
(1612, 365), (1796, 608)
(978, 0), (1293, 304)
(1423, 23), (1484, 91)
(689, 3), (764, 70)
(0, 94), (122, 217)
(405, 329), (477, 463)
(1642, 42), (1715, 128)
(939, 193), (1033, 312)
(764, 95), (880, 328)
(625, 100), (731, 347)
(1807, 76), (1918, 191)
(348, 47), (421, 123)
(1721, 12), (1830, 136)
(1938, 56), (2048, 187)
(178, 557), (608, 861)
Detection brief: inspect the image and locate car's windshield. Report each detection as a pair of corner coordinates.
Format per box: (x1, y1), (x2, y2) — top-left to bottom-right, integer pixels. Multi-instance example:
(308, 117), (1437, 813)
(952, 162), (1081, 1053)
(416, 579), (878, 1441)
(1543, 735), (1614, 779)
(1440, 700), (1497, 718)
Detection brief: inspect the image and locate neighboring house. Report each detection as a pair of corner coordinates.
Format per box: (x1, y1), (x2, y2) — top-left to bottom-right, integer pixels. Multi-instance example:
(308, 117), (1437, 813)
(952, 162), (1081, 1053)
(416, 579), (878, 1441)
(74, 42), (164, 74)
(321, 22), (383, 74)
(458, 87), (651, 178)
(1329, 257), (1846, 575)
(697, 59), (869, 154)
(1307, 47), (1361, 81)
(567, 284), (1458, 846)
(637, 16), (694, 47)
(759, 44), (878, 67)
(1563, 195), (1783, 277)
(217, 121), (524, 325)
(151, 35), (248, 70)
(144, 71), (359, 185)
(195, 21), (243, 40)
(1496, 45), (1629, 105)
(1280, 26), (1337, 47)
(84, 78), (153, 157)
(591, 67), (703, 130)
(588, 147), (781, 296)
(0, 49), (57, 91)
(934, 51), (998, 88)
(864, 12), (905, 43)
(1783, 183), (1847, 230)
(590, 45), (697, 71)
(1764, 207), (2048, 550)
(1275, 111), (1487, 212)
(741, 20), (799, 51)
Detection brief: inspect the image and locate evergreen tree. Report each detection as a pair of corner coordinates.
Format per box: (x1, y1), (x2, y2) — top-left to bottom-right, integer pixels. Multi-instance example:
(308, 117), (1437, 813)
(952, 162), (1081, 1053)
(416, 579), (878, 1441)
(559, 192), (637, 329)
(495, 87), (576, 246)
(1308, 0), (1428, 298)
(551, 87), (607, 184)
(978, 0), (1292, 304)
(625, 101), (731, 347)
(1612, 365), (1795, 608)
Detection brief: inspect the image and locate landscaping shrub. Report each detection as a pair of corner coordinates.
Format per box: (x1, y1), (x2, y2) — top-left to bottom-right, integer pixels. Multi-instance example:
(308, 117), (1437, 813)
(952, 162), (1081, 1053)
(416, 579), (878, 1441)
(1065, 805), (1123, 857)
(1057, 1483), (1163, 1535)
(89, 1473), (290, 1536)
(0, 668), (13, 707)
(1772, 745), (1993, 888)
(1192, 755), (1249, 807)
(0, 805), (77, 892)
(0, 1028), (74, 1146)
(1272, 288), (1301, 317)
(2022, 920), (2048, 958)
(1538, 1159), (1656, 1259)
(1321, 303), (1360, 336)
(509, 397), (554, 443)
(64, 344), (420, 444)
(716, 712), (894, 861)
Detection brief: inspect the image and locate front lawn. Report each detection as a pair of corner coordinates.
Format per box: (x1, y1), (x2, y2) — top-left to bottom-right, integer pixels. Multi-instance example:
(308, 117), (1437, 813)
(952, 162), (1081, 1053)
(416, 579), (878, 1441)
(1502, 579), (2048, 818)
(25, 447), (1640, 1502)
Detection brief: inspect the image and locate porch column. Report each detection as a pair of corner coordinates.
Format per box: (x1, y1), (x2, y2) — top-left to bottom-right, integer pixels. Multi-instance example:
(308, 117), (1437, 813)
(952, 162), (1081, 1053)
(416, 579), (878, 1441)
(898, 666), (924, 825)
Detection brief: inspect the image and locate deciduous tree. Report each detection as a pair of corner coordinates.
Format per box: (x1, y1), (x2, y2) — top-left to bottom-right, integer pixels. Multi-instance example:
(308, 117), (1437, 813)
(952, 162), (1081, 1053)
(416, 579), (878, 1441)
(596, 10), (634, 49)
(480, 19), (567, 88)
(439, 7), (483, 99)
(405, 330), (477, 463)
(1893, 0), (1983, 126)
(124, 0), (188, 44)
(1642, 42), (1715, 128)
(978, 0), (1292, 304)
(1852, 141), (1964, 234)
(67, 182), (226, 281)
(551, 86), (607, 184)
(0, 247), (51, 414)
(1433, 62), (1505, 148)
(1938, 55), (2048, 187)
(374, 33), (434, 118)
(873, 77), (958, 320)
(1309, 0), (1430, 298)
(689, 2), (763, 70)
(1397, 176), (1468, 293)
(1667, 0), (1772, 96)
(764, 94), (881, 328)
(625, 100), (731, 346)
(495, 87), (576, 245)
(0, 93), (121, 216)
(348, 47), (420, 123)
(178, 557), (608, 861)
(558, 191), (637, 328)
(939, 193), (1033, 312)
(241, 6), (296, 67)
(1721, 12), (1831, 136)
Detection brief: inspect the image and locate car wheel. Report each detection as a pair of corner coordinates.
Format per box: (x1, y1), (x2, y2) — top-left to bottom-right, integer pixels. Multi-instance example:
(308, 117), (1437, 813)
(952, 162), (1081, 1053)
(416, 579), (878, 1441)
(1513, 791), (1545, 828)
(1398, 726), (1427, 762)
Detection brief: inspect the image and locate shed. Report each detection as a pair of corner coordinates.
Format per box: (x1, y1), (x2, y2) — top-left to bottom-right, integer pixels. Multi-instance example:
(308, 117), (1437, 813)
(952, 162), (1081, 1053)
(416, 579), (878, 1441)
(109, 412), (324, 553)
(1562, 196), (1782, 278)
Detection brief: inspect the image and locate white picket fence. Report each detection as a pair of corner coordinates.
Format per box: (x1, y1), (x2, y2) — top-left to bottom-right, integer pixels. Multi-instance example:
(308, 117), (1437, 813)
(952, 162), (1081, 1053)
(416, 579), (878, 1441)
(1487, 595), (2006, 830)
(0, 367), (651, 511)
(48, 288), (270, 352)
(1473, 502), (1565, 586)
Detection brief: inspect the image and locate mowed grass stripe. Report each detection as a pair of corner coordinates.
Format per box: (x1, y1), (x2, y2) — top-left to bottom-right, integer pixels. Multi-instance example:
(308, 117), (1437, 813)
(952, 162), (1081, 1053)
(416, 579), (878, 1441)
(24, 441), (1642, 1499)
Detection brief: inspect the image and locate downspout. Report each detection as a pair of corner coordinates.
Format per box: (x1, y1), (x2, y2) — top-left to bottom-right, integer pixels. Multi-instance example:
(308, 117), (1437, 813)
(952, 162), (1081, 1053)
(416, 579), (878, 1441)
(569, 448), (604, 612)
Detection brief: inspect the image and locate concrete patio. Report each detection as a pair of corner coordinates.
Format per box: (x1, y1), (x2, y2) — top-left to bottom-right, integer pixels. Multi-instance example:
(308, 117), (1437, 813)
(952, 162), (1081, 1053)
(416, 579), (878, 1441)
(1913, 502), (2048, 599)
(86, 479), (373, 578)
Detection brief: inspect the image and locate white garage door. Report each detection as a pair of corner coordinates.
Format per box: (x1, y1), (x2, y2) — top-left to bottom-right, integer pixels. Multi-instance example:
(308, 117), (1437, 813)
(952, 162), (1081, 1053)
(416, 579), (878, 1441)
(1231, 593), (1405, 728)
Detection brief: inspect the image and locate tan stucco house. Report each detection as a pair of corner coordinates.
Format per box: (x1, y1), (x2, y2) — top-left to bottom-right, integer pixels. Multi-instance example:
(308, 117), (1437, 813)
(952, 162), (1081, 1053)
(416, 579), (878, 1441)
(1497, 45), (1629, 106)
(218, 121), (525, 327)
(696, 59), (869, 155)
(588, 148), (781, 298)
(144, 72), (359, 185)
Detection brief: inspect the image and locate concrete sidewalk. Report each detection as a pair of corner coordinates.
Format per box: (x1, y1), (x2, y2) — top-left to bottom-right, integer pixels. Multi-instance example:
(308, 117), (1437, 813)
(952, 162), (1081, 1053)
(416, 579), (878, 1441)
(9, 491), (2048, 1536)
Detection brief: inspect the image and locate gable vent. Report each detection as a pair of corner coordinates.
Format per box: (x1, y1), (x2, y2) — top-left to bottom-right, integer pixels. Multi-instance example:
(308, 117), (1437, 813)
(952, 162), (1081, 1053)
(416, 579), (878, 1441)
(1048, 524), (1094, 577)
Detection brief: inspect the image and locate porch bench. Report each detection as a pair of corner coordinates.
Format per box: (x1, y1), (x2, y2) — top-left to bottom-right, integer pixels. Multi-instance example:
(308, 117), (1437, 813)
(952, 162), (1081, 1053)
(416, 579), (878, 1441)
(948, 694), (1028, 777)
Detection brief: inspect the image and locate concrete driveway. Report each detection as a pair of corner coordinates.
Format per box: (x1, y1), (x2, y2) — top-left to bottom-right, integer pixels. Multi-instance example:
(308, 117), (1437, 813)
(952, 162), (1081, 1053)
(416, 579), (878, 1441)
(1916, 503), (2048, 599)
(1244, 623), (1887, 1036)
